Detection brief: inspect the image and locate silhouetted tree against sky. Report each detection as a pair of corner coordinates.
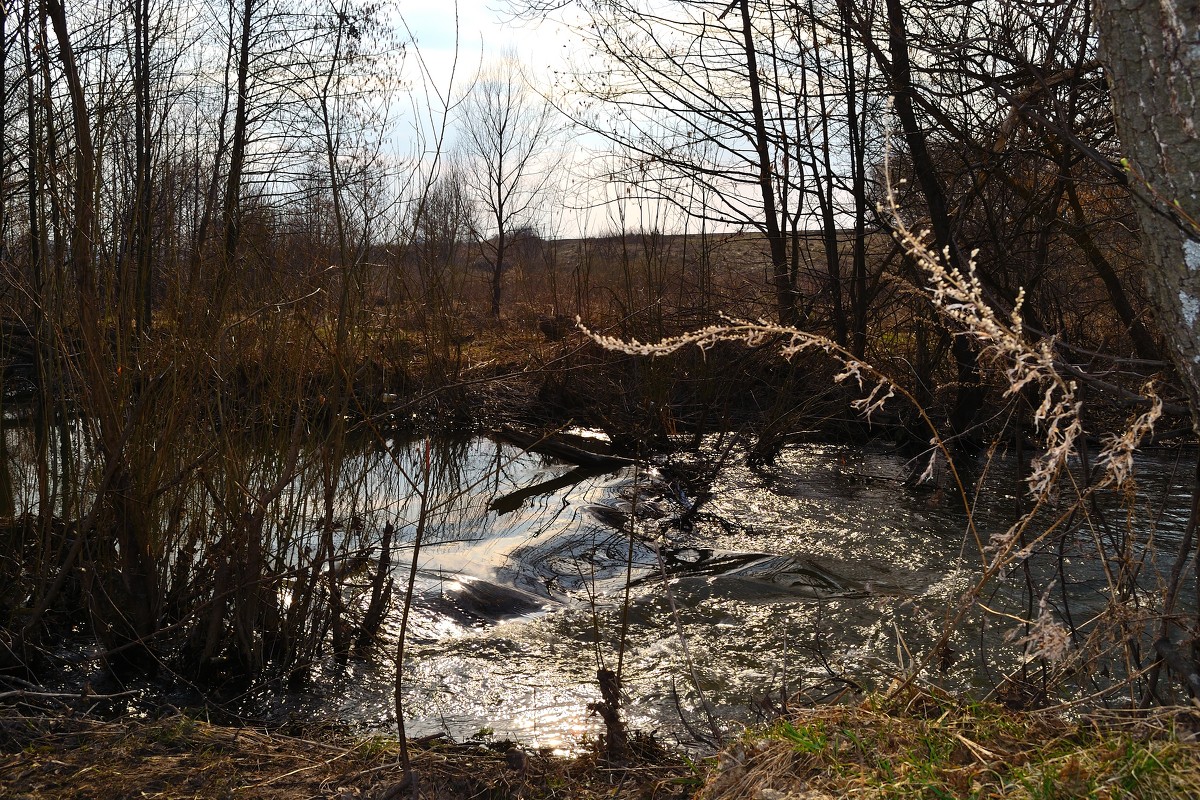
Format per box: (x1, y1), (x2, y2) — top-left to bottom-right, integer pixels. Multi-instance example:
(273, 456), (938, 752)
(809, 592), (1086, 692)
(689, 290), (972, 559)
(509, 0), (832, 326)
(459, 55), (556, 319)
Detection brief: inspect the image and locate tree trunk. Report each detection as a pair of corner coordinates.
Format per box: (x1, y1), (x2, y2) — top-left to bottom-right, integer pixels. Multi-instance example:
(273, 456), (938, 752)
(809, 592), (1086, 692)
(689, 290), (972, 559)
(736, 0), (797, 327)
(48, 0), (159, 666)
(1095, 0), (1200, 422)
(1096, 0), (1200, 702)
(492, 228), (506, 319)
(1062, 184), (1160, 361)
(219, 0), (254, 315)
(882, 0), (982, 443)
(132, 0), (153, 335)
(843, 4), (871, 359)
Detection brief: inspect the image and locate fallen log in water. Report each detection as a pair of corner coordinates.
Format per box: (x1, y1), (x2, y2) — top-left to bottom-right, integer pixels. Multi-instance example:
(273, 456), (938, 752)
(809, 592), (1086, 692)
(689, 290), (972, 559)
(488, 466), (605, 515)
(493, 426), (634, 471)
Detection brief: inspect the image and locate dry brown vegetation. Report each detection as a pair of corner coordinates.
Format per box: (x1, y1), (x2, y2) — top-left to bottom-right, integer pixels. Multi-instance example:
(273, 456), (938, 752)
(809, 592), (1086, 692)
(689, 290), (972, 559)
(703, 693), (1200, 800)
(4, 690), (1200, 800)
(0, 711), (694, 800)
(3, 0), (1200, 787)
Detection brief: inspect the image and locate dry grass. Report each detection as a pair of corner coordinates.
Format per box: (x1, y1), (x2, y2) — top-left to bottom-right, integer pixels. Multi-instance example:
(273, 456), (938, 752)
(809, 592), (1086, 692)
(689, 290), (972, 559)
(4, 692), (1200, 800)
(0, 712), (697, 800)
(701, 692), (1200, 800)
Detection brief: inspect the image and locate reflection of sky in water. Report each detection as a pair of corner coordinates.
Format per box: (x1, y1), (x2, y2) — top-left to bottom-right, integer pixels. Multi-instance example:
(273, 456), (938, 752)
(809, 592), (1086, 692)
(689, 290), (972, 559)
(294, 437), (1195, 751)
(10, 422), (1192, 750)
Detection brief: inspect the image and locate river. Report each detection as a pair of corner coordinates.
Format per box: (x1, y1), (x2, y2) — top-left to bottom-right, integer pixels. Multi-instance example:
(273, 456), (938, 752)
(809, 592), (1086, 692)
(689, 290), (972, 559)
(7, 425), (1193, 752)
(226, 433), (1195, 752)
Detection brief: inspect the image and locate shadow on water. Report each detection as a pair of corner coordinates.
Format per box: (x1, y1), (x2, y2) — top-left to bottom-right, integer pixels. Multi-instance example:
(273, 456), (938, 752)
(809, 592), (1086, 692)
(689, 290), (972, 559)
(328, 436), (1195, 751)
(5, 419), (1195, 752)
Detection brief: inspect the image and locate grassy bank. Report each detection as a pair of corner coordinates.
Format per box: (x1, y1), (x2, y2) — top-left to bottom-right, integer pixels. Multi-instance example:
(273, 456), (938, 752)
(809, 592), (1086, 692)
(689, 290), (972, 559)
(4, 692), (1198, 799)
(706, 692), (1200, 800)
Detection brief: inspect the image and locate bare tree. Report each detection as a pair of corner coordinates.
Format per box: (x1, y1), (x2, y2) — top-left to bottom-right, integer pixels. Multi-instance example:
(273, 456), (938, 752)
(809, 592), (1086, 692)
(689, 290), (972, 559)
(411, 164), (475, 316)
(458, 55), (555, 319)
(509, 1), (891, 331)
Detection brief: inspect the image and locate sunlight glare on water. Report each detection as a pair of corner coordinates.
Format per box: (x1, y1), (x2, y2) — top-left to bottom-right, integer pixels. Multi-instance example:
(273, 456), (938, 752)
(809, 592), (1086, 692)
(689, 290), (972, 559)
(309, 438), (958, 747)
(325, 436), (1193, 749)
(26, 427), (1184, 750)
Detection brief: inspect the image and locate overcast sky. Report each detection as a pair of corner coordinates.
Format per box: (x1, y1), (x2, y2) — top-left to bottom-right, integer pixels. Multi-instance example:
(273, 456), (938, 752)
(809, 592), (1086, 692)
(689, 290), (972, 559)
(390, 2), (574, 161)
(390, 2), (636, 236)
(396, 1), (574, 102)
(387, 2), (702, 237)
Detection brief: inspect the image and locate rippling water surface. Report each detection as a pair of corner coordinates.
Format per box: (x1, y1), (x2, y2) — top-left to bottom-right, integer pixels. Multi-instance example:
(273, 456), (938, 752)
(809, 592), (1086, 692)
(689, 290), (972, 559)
(240, 434), (1195, 752)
